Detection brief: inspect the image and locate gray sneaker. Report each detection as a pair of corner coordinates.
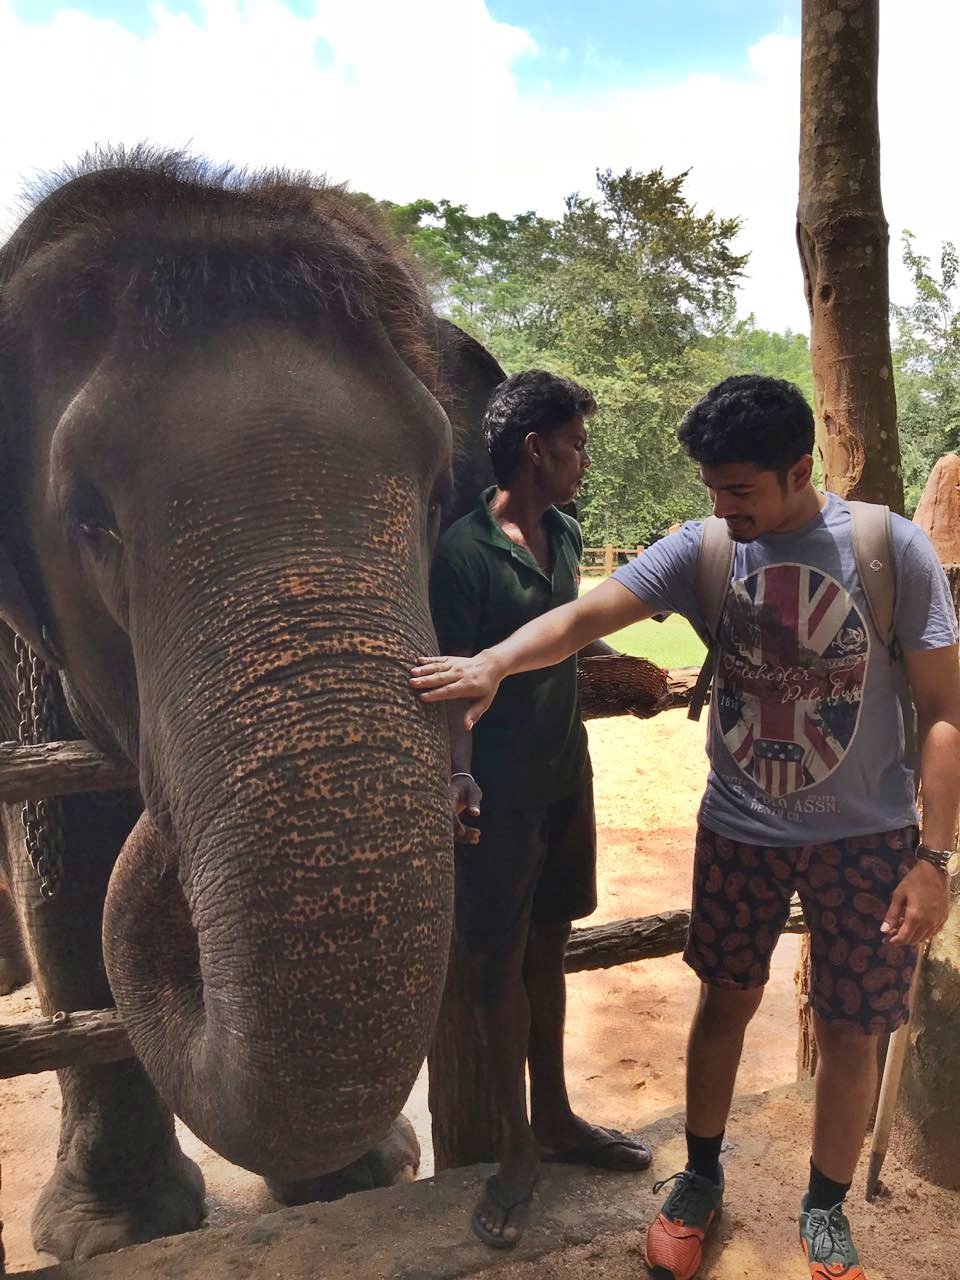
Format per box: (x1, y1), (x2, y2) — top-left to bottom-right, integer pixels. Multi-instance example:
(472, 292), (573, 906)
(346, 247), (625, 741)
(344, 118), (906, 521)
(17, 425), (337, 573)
(798, 1194), (867, 1278)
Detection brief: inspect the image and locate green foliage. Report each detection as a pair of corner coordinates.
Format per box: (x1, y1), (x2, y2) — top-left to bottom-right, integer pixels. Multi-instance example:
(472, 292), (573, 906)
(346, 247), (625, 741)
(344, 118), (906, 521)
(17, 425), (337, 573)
(363, 172), (821, 543)
(891, 234), (960, 512)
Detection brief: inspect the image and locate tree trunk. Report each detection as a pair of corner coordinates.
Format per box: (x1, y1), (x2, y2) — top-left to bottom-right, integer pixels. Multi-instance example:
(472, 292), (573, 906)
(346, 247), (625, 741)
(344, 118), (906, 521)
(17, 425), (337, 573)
(891, 455), (960, 1187)
(795, 0), (905, 1076)
(796, 0), (901, 509)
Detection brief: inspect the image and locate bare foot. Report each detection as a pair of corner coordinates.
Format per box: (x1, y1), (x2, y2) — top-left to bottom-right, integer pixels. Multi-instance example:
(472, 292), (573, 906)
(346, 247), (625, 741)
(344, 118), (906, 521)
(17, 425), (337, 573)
(535, 1114), (653, 1170)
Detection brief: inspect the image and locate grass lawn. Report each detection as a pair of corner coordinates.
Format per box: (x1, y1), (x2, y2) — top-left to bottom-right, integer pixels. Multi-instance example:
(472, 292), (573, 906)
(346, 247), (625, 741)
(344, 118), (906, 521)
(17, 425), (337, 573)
(580, 575), (706, 669)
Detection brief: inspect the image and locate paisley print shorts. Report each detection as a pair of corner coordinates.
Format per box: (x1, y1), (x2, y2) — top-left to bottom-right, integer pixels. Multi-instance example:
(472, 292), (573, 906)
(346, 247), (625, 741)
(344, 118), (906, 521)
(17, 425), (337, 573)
(684, 824), (919, 1035)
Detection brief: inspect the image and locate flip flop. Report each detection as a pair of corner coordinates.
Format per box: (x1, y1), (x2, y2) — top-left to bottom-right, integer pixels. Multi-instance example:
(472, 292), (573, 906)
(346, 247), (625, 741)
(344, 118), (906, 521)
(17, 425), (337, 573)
(471, 1175), (535, 1250)
(540, 1126), (653, 1171)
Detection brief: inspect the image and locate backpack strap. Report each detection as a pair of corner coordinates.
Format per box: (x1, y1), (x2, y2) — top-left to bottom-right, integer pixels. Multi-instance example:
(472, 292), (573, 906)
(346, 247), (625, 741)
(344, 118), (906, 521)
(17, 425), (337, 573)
(848, 499), (918, 777)
(688, 516), (735, 722)
(848, 500), (896, 652)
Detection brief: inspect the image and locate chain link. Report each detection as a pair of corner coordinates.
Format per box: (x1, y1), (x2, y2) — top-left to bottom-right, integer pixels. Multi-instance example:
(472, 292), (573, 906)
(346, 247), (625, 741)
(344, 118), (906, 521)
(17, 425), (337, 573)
(14, 634), (64, 900)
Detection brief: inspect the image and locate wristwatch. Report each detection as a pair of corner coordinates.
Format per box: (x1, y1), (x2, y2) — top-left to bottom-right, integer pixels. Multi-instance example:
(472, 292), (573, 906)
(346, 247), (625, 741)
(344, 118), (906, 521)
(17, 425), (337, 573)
(915, 843), (954, 874)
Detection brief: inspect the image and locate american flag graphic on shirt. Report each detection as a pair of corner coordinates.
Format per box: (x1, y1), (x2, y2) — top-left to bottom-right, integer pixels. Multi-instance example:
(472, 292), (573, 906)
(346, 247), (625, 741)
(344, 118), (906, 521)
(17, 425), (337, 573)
(714, 563), (869, 798)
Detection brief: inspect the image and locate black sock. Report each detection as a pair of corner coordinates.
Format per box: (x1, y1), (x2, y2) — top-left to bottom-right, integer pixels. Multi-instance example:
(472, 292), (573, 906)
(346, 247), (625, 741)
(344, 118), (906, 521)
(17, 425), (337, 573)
(685, 1126), (724, 1184)
(807, 1160), (851, 1211)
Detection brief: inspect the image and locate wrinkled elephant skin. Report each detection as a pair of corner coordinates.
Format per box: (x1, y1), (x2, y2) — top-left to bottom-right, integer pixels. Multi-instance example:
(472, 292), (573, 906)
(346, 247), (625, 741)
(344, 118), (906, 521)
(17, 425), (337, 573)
(0, 153), (500, 1260)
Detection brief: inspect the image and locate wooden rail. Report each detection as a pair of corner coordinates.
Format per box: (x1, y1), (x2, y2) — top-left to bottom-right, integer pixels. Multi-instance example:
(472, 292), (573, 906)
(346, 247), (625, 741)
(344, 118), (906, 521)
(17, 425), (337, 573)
(582, 544), (645, 575)
(0, 667), (704, 802)
(0, 739), (137, 802)
(0, 902), (806, 1079)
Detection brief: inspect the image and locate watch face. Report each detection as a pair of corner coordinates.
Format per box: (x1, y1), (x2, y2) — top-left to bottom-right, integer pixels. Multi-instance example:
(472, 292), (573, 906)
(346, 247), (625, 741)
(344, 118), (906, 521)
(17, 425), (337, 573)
(948, 850), (960, 878)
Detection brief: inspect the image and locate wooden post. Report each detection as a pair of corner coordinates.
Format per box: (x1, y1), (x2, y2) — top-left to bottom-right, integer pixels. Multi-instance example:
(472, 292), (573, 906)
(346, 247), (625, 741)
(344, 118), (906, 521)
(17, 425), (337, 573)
(794, 0), (905, 1078)
(603, 544), (615, 575)
(891, 455), (960, 1187)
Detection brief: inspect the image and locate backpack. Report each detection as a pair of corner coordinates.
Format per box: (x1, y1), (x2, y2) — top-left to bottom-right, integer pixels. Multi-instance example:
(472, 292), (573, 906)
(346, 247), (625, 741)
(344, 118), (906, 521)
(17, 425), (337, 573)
(687, 501), (917, 770)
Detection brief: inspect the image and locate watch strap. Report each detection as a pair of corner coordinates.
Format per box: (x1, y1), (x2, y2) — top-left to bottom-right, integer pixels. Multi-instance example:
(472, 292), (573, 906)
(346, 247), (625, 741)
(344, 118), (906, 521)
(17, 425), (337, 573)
(916, 843), (952, 872)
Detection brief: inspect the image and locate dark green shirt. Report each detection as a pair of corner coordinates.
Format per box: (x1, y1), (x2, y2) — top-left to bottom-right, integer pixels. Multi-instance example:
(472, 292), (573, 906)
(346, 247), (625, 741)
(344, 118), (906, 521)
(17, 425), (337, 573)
(430, 487), (591, 808)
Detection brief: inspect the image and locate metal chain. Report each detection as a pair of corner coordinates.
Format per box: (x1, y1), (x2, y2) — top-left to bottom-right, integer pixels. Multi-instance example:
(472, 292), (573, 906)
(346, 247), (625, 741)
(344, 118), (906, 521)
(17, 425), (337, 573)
(14, 634), (64, 900)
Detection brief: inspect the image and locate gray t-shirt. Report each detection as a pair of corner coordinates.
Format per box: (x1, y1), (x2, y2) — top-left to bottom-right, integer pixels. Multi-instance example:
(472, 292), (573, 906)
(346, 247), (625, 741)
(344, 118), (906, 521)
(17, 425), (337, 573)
(613, 493), (958, 846)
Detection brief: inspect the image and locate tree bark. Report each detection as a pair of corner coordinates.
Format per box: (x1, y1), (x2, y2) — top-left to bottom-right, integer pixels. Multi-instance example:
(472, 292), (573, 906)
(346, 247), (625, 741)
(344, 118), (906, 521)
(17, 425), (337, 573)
(891, 455), (960, 1187)
(428, 937), (503, 1169)
(797, 0), (901, 509)
(795, 0), (905, 1077)
(0, 1007), (131, 1078)
(0, 739), (136, 802)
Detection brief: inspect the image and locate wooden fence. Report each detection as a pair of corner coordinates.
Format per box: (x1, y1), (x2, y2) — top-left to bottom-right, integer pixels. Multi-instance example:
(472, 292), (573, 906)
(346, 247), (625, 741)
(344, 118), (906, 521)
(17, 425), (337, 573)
(0, 669), (775, 1083)
(582, 544), (645, 575)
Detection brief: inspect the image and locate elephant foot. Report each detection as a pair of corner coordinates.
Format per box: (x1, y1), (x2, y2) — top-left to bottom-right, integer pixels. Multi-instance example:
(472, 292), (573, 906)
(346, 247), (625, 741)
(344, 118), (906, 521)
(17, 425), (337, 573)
(31, 1148), (205, 1262)
(267, 1114), (420, 1206)
(0, 954), (30, 996)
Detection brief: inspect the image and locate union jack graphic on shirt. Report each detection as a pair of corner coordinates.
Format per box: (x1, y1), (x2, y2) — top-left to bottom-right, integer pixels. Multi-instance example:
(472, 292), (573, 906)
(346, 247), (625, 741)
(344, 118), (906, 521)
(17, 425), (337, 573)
(714, 563), (869, 798)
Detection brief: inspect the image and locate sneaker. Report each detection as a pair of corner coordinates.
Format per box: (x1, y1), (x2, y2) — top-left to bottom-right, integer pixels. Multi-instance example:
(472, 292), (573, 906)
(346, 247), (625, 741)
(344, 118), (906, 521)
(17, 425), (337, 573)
(798, 1195), (867, 1278)
(644, 1166), (724, 1280)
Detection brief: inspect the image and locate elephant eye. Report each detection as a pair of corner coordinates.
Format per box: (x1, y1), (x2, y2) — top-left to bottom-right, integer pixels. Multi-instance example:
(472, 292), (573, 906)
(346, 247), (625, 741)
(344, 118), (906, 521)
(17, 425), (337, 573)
(69, 485), (123, 552)
(78, 521), (123, 548)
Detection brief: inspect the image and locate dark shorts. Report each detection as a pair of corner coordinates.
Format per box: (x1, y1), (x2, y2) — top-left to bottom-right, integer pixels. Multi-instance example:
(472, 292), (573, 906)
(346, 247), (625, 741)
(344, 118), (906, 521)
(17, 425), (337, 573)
(684, 824), (919, 1036)
(455, 783), (597, 955)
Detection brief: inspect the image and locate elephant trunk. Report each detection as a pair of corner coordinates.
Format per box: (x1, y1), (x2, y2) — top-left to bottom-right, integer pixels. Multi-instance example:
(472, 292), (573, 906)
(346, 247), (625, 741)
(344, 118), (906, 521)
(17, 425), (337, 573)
(103, 539), (451, 1179)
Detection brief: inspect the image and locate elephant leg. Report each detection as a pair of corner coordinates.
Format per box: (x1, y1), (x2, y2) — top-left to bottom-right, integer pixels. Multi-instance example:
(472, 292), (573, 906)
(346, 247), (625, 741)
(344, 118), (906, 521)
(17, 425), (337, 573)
(265, 1115), (420, 1205)
(0, 874), (29, 995)
(10, 790), (205, 1263)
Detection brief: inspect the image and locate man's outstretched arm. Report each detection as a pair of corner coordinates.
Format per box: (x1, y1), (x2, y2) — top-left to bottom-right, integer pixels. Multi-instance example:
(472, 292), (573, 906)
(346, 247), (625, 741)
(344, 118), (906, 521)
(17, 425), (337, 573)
(411, 577), (656, 728)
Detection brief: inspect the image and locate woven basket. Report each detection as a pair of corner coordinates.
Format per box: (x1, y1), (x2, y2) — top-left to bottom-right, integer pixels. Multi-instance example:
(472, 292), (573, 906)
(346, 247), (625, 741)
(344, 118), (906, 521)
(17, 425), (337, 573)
(577, 654), (673, 721)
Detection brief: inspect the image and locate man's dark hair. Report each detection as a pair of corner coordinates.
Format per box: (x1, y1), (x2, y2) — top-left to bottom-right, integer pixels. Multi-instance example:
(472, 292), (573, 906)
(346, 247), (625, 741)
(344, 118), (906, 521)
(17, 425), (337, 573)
(677, 374), (815, 473)
(483, 369), (597, 486)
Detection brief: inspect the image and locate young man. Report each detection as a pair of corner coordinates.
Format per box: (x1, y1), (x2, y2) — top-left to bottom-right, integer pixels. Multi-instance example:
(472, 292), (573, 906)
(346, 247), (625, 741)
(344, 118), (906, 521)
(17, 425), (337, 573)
(414, 375), (960, 1279)
(431, 369), (652, 1250)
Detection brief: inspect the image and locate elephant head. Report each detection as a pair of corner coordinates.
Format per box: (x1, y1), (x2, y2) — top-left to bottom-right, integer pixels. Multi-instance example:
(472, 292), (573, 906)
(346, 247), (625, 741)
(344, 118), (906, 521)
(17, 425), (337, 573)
(0, 152), (465, 1178)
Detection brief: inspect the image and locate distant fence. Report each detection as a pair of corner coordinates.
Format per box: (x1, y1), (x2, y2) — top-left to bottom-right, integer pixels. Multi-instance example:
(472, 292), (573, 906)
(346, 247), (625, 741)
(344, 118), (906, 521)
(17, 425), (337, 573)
(582, 544), (645, 575)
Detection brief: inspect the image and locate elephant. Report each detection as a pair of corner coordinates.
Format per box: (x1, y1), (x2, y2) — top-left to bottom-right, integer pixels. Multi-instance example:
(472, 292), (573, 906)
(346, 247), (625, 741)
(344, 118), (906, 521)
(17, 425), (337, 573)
(0, 149), (501, 1263)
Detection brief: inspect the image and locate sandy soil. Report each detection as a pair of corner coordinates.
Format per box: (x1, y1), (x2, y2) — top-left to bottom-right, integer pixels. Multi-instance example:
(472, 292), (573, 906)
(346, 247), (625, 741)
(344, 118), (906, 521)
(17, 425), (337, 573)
(0, 711), (918, 1276)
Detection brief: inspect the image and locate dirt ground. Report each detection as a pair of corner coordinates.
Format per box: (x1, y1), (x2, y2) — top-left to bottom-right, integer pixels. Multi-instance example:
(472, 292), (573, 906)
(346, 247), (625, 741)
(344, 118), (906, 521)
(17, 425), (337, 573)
(0, 712), (950, 1277)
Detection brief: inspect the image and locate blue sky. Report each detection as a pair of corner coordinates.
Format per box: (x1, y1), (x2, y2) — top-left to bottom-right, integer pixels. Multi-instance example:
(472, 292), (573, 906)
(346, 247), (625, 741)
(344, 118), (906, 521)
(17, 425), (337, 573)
(492, 0), (799, 90)
(15, 0), (800, 84)
(1, 1), (954, 332)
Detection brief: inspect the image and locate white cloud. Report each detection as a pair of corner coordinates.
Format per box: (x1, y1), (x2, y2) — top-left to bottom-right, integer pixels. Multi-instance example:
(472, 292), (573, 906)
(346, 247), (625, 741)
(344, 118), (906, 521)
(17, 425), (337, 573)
(0, 0), (955, 333)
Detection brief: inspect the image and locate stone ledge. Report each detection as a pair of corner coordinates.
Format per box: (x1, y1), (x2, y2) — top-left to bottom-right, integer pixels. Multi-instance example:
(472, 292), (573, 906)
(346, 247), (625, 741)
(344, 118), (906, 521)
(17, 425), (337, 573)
(21, 1080), (960, 1280)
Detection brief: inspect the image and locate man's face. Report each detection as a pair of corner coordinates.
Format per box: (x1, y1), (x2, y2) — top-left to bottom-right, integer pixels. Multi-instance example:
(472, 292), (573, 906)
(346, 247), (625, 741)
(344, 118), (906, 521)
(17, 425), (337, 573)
(535, 415), (591, 504)
(700, 458), (812, 541)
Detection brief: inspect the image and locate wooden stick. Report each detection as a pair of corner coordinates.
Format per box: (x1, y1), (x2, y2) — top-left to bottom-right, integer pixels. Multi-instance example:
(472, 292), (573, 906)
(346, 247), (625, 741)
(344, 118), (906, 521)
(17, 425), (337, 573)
(0, 905), (807, 1080)
(864, 948), (926, 1200)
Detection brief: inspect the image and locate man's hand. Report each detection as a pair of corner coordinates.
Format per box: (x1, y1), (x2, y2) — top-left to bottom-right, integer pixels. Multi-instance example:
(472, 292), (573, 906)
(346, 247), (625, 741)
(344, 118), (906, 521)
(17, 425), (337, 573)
(411, 653), (504, 729)
(451, 772), (482, 845)
(881, 861), (951, 946)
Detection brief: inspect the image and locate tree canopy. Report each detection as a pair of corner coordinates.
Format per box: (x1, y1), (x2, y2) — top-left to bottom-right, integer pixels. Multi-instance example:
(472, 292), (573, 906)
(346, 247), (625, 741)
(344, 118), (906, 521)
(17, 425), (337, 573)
(360, 172), (953, 540)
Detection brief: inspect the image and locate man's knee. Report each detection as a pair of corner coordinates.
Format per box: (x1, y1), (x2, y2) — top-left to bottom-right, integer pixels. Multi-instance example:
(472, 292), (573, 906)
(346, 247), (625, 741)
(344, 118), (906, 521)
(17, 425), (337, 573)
(696, 982), (765, 1034)
(813, 1014), (878, 1072)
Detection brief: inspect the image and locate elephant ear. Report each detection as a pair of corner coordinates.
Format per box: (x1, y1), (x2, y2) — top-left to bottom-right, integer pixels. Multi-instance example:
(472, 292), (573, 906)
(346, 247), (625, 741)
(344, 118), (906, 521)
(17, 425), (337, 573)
(0, 543), (60, 665)
(0, 331), (61, 666)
